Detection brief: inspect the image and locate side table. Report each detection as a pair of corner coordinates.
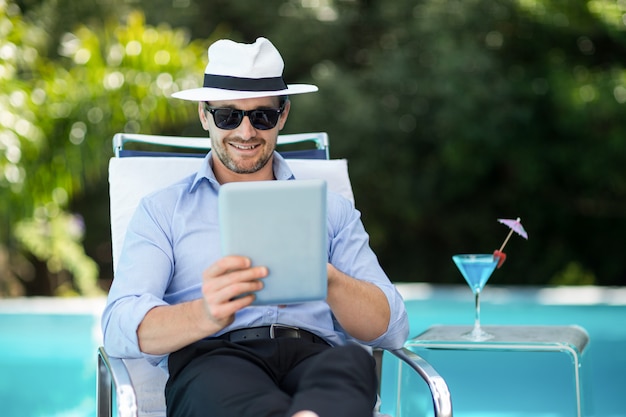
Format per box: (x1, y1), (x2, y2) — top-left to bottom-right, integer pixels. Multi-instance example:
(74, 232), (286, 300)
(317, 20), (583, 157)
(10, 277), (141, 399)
(405, 325), (590, 417)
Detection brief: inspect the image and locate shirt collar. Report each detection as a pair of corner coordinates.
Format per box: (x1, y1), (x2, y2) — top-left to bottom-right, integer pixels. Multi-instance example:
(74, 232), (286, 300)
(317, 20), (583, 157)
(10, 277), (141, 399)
(189, 151), (295, 192)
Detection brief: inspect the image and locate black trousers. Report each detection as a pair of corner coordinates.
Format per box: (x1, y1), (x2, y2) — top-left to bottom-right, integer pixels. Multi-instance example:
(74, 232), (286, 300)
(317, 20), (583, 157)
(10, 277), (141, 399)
(165, 337), (378, 417)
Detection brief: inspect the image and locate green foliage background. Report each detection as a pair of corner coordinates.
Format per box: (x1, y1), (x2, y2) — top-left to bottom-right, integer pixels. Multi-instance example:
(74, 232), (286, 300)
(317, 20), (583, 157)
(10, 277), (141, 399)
(1, 0), (625, 296)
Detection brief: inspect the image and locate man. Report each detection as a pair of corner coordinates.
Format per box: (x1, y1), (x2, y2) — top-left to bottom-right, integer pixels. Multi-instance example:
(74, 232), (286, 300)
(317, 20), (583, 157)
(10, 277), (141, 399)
(102, 37), (409, 417)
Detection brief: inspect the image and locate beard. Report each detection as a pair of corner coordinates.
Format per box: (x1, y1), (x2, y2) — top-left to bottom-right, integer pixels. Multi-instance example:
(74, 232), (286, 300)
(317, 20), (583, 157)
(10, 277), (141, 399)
(212, 139), (274, 174)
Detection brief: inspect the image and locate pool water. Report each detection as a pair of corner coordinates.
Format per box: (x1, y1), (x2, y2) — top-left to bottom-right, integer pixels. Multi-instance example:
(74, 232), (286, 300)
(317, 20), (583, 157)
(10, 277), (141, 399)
(0, 287), (624, 417)
(0, 298), (103, 417)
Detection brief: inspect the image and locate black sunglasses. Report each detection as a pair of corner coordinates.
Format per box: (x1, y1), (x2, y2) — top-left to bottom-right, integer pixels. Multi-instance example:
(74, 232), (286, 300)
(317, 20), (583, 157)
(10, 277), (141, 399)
(204, 103), (285, 130)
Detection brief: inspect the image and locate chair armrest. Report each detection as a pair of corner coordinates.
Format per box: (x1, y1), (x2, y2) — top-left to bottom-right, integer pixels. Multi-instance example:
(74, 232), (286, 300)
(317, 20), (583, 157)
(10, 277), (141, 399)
(389, 348), (453, 417)
(97, 347), (138, 417)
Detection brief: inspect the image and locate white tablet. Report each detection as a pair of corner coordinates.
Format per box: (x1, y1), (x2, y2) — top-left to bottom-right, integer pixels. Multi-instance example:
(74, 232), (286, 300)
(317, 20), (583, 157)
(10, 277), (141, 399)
(218, 179), (328, 305)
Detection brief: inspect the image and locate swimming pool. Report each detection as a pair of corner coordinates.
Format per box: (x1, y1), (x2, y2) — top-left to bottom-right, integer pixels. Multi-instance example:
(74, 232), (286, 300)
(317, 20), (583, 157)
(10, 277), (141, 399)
(0, 298), (104, 417)
(0, 285), (624, 417)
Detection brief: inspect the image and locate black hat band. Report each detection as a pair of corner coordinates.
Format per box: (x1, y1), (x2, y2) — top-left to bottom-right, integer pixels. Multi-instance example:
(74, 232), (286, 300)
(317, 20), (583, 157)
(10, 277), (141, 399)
(203, 74), (287, 92)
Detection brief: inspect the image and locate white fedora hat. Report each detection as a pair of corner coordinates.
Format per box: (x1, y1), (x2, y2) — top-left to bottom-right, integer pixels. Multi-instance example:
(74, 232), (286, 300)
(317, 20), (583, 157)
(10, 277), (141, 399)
(171, 37), (318, 101)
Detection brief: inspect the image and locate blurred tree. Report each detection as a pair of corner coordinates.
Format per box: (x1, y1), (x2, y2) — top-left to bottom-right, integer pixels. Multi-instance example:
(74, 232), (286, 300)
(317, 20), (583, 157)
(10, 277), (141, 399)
(327, 0), (626, 286)
(1, 1), (209, 295)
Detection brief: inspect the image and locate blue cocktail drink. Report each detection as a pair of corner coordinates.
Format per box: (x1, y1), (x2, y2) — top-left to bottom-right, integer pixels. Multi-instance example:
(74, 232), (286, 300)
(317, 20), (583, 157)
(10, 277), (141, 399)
(453, 254), (498, 340)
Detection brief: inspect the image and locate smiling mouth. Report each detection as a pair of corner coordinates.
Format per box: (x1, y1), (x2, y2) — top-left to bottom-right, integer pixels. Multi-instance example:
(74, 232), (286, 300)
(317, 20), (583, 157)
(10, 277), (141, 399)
(229, 142), (260, 150)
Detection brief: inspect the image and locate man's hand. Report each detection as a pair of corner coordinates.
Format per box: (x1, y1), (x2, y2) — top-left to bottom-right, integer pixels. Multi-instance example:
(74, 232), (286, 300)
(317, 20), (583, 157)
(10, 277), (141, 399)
(201, 255), (267, 328)
(137, 255), (266, 355)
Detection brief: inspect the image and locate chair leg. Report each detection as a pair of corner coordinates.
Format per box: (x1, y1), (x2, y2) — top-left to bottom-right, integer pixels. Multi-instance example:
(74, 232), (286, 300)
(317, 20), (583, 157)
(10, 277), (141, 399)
(373, 348), (384, 396)
(97, 352), (113, 417)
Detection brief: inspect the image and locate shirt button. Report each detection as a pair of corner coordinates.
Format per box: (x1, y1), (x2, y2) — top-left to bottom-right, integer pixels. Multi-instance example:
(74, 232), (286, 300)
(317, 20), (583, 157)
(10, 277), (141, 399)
(266, 310), (273, 316)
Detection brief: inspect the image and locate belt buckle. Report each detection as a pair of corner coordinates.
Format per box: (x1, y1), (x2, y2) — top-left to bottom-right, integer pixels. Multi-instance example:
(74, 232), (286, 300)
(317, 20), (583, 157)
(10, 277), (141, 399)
(269, 323), (300, 339)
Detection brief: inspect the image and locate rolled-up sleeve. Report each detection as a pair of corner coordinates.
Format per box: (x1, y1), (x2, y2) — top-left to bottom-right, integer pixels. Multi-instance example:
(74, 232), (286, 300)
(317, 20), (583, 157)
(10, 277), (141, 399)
(327, 193), (409, 349)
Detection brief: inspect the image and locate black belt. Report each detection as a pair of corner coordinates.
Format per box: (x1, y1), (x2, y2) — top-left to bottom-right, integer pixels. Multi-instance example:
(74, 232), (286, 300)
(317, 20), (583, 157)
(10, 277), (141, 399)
(217, 324), (329, 345)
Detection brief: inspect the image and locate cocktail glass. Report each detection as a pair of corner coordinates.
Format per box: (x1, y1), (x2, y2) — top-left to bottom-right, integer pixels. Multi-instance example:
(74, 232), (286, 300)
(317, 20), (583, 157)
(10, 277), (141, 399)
(452, 254), (498, 341)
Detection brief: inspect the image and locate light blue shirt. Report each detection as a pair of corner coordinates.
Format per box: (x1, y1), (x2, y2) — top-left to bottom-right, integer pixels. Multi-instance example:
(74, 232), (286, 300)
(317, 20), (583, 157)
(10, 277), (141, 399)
(102, 152), (409, 370)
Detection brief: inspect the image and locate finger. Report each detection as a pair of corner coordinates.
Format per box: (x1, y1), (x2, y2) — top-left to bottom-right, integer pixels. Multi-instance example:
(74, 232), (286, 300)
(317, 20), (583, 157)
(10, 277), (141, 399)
(205, 257), (268, 282)
(202, 265), (268, 297)
(202, 265), (266, 307)
(208, 279), (264, 305)
(205, 255), (251, 278)
(203, 256), (267, 289)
